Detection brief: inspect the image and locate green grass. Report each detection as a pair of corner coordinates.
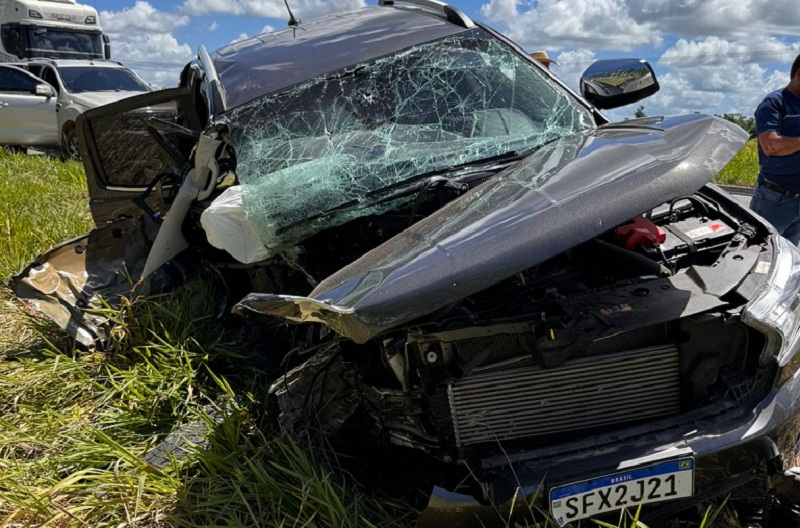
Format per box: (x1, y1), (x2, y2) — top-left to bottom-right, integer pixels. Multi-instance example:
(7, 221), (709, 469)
(0, 149), (408, 527)
(0, 151), (93, 358)
(714, 139), (758, 187)
(0, 286), (408, 527)
(0, 148), (750, 527)
(0, 151), (93, 280)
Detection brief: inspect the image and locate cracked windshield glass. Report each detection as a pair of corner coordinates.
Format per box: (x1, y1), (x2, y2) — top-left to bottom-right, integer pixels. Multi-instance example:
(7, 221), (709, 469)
(227, 28), (594, 254)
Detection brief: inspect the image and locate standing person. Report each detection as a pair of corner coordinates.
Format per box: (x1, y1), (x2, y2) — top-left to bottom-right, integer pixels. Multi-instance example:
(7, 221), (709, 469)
(750, 53), (800, 244)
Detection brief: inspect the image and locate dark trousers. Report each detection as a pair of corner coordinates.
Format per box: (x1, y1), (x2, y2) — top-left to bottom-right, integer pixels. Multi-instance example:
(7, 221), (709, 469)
(750, 182), (800, 244)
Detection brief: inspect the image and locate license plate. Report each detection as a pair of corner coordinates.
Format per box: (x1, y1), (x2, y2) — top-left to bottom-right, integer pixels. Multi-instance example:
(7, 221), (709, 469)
(549, 458), (694, 526)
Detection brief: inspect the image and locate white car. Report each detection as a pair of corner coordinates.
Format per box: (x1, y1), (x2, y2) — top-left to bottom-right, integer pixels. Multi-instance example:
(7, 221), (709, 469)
(0, 63), (58, 149)
(7, 59), (153, 158)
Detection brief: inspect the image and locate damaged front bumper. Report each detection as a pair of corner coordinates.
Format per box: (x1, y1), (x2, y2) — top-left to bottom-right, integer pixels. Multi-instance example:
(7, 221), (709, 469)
(418, 361), (800, 527)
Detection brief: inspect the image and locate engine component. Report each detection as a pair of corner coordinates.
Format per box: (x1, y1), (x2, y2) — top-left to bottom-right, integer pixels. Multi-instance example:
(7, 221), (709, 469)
(446, 344), (680, 446)
(614, 215), (666, 250)
(657, 216), (735, 258)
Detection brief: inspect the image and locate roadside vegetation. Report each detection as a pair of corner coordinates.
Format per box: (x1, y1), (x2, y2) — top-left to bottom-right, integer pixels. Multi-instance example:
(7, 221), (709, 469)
(0, 145), (758, 527)
(715, 140), (758, 188)
(0, 150), (407, 527)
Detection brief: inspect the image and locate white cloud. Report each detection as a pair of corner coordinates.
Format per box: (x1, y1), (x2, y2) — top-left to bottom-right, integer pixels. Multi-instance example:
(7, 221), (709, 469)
(625, 0), (800, 39)
(553, 49), (596, 92)
(638, 72), (726, 117)
(102, 1), (189, 33)
(180, 0), (365, 19)
(209, 21), (219, 31)
(617, 36), (798, 119)
(766, 70), (790, 93)
(480, 0), (660, 51)
(659, 37), (796, 70)
(101, 2), (193, 86)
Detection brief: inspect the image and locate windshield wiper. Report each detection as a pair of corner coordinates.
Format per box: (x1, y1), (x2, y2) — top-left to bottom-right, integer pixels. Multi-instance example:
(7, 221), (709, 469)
(275, 148), (537, 236)
(363, 149), (526, 199)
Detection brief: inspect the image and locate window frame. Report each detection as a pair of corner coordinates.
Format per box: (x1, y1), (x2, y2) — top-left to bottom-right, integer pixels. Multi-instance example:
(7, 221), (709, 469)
(0, 64), (43, 94)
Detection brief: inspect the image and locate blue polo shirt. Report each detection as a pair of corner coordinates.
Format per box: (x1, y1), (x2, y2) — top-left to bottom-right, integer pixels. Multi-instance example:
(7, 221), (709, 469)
(756, 88), (800, 192)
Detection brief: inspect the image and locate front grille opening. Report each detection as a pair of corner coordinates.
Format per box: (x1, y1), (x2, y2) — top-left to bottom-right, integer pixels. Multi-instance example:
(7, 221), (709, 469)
(452, 324), (669, 373)
(448, 344), (681, 447)
(420, 318), (768, 453)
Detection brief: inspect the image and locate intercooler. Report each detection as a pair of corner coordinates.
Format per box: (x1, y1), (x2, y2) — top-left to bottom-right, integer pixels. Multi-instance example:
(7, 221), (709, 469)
(447, 344), (681, 446)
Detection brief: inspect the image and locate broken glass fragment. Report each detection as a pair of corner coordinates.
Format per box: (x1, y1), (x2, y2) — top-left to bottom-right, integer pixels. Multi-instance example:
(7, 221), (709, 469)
(226, 28), (593, 254)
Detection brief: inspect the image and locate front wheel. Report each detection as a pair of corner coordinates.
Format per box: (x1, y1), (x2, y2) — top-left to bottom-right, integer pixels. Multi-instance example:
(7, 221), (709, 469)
(60, 124), (79, 161)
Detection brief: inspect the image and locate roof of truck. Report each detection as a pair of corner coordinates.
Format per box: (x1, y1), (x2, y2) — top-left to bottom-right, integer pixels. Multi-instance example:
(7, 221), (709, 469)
(22, 58), (125, 68)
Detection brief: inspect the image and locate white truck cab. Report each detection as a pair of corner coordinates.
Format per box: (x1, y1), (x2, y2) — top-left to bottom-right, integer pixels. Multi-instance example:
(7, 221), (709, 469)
(0, 0), (109, 62)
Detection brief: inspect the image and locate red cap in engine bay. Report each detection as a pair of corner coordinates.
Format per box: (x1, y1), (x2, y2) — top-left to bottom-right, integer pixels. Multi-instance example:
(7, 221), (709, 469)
(614, 215), (667, 251)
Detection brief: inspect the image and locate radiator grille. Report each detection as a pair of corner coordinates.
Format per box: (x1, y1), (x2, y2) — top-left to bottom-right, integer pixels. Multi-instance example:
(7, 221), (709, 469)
(454, 334), (522, 364)
(448, 344), (680, 446)
(451, 324), (668, 371)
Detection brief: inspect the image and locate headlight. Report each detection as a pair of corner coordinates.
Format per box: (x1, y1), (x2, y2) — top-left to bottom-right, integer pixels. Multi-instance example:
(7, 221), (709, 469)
(85, 16), (96, 24)
(743, 235), (800, 366)
(28, 9), (43, 18)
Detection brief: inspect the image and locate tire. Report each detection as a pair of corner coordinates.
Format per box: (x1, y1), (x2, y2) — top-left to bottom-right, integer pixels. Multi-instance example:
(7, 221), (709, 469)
(60, 123), (79, 161)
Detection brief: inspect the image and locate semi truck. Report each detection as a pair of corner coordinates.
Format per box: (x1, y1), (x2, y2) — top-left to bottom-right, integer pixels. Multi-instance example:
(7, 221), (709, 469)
(0, 0), (109, 62)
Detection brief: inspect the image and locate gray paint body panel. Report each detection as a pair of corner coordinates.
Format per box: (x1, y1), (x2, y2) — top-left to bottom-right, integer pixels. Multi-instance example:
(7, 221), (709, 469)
(235, 114), (749, 343)
(212, 7), (467, 110)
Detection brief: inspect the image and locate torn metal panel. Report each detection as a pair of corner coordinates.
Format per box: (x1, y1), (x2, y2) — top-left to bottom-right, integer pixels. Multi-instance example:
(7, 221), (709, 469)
(233, 294), (359, 341)
(269, 343), (359, 433)
(11, 216), (159, 346)
(236, 115), (749, 343)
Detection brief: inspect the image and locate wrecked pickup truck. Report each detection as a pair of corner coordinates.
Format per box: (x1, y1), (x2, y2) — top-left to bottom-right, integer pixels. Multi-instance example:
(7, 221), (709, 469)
(12, 0), (800, 524)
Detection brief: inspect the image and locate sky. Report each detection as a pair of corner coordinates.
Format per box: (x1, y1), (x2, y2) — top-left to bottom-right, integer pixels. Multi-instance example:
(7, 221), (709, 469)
(96, 0), (800, 120)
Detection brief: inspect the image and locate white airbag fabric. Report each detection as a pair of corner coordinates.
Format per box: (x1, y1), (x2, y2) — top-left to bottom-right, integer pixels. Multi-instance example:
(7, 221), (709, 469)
(200, 186), (270, 264)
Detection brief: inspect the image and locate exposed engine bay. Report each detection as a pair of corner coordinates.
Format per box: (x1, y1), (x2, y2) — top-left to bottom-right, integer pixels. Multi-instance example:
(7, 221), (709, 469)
(265, 186), (771, 491)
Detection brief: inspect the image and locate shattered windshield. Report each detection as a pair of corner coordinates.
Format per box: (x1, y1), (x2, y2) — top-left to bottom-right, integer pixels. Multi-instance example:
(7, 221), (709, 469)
(227, 28), (594, 254)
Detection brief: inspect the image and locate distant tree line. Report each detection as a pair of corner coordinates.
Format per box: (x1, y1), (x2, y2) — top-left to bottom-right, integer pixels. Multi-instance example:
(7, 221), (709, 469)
(632, 107), (756, 138)
(716, 113), (756, 138)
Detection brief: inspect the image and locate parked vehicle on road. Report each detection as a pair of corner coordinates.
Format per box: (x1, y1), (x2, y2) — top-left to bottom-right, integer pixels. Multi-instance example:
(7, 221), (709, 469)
(0, 62), (56, 148)
(12, 1), (800, 525)
(0, 0), (110, 62)
(3, 59), (151, 157)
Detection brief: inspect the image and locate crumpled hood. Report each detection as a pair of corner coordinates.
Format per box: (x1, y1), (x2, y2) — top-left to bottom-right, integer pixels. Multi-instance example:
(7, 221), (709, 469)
(70, 91), (148, 109)
(234, 114), (749, 343)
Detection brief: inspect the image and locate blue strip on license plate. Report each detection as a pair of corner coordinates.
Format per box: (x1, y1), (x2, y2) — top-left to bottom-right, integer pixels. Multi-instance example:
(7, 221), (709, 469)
(549, 458), (694, 526)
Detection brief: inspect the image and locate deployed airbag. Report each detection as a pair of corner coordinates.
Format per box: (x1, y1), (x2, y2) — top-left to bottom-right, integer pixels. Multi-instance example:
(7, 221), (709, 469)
(200, 185), (270, 264)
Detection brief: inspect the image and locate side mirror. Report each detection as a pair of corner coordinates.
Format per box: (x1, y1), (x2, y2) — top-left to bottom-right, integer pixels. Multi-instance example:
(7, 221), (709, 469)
(580, 59), (659, 110)
(35, 84), (54, 98)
